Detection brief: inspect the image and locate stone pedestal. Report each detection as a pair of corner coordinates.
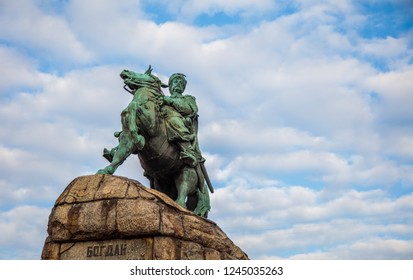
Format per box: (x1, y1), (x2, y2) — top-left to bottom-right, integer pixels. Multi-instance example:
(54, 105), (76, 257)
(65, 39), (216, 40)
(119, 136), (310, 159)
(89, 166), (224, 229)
(41, 174), (248, 260)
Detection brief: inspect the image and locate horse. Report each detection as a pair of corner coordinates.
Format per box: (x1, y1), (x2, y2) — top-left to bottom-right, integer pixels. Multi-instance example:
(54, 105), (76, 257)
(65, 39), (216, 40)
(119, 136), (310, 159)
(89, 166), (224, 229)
(97, 66), (211, 217)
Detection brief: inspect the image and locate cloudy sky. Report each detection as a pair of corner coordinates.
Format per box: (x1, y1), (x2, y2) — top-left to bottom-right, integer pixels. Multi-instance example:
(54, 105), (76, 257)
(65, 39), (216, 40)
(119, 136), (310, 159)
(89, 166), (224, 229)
(1, 0), (413, 260)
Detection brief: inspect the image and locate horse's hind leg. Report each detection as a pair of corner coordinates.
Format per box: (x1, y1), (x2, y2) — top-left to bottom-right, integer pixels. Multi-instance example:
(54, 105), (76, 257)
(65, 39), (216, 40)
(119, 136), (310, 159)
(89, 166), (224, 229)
(193, 185), (211, 217)
(174, 166), (198, 209)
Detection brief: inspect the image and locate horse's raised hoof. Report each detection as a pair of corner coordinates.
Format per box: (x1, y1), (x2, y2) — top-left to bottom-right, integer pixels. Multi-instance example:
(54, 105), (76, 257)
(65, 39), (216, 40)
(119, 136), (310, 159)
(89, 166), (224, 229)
(103, 148), (115, 162)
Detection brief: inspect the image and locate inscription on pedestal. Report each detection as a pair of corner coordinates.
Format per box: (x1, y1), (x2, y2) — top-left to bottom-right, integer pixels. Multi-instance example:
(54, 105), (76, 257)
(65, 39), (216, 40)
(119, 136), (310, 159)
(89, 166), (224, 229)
(86, 243), (127, 258)
(60, 238), (153, 260)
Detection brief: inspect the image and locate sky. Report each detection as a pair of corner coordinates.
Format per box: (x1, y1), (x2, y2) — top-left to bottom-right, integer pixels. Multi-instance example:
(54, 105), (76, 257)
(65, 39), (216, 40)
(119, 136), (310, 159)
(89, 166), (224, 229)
(0, 0), (413, 260)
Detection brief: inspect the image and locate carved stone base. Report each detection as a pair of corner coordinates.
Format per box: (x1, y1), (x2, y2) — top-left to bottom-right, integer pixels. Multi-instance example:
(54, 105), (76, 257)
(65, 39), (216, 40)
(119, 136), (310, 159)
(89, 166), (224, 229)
(41, 174), (248, 260)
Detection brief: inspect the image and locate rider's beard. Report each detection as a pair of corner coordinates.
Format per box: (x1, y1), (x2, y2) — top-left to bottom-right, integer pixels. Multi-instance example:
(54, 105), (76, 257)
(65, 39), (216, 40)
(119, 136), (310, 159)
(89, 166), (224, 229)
(172, 85), (184, 95)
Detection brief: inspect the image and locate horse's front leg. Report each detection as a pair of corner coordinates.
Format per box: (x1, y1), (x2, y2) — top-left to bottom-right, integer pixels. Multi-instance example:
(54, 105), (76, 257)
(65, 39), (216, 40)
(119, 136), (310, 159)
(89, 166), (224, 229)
(133, 97), (159, 136)
(174, 166), (198, 208)
(97, 131), (137, 175)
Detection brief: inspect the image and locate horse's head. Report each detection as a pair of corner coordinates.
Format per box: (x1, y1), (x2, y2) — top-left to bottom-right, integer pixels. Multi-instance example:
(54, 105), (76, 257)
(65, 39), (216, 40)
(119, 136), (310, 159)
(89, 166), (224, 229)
(120, 66), (167, 94)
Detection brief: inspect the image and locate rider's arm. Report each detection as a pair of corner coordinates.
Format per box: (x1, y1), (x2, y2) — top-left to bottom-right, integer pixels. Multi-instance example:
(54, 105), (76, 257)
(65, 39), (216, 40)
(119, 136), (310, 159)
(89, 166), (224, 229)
(168, 95), (198, 116)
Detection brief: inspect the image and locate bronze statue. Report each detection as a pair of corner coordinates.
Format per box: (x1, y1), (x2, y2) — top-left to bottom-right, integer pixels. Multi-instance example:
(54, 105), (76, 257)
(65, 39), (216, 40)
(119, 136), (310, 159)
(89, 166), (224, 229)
(97, 66), (213, 217)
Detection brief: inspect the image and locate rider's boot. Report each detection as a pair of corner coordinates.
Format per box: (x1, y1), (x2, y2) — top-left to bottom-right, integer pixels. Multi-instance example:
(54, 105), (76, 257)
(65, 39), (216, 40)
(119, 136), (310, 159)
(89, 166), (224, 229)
(178, 142), (198, 167)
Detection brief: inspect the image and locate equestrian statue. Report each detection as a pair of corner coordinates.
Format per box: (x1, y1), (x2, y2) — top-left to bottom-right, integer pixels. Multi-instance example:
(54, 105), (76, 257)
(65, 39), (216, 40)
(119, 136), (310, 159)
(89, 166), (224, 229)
(97, 66), (213, 217)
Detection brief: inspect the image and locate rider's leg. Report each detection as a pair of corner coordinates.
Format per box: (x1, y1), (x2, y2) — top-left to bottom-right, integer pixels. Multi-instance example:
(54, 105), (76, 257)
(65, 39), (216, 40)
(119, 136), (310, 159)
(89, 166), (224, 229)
(176, 141), (198, 167)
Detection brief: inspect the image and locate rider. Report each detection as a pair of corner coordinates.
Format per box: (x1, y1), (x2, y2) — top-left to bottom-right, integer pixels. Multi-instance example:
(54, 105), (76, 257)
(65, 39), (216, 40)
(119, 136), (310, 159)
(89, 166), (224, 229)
(162, 73), (200, 167)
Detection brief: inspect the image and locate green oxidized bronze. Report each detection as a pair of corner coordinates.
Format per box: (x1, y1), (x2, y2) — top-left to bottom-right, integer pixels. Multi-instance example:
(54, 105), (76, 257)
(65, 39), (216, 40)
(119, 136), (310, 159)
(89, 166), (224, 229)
(97, 66), (213, 217)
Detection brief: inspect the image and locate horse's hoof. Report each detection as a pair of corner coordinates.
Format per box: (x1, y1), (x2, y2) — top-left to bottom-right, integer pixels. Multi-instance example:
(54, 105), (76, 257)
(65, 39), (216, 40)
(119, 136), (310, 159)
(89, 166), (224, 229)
(175, 199), (187, 209)
(96, 166), (115, 175)
(102, 148), (114, 162)
(194, 208), (209, 218)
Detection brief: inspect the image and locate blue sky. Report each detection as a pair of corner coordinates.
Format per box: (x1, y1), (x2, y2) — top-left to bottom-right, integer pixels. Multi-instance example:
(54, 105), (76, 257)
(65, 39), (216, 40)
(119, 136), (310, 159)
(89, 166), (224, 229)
(1, 0), (413, 259)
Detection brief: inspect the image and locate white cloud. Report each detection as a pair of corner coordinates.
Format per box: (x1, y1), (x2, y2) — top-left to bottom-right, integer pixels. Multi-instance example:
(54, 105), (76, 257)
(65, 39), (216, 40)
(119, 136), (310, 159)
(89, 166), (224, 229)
(389, 136), (413, 159)
(210, 180), (413, 258)
(0, 47), (42, 92)
(211, 182), (413, 227)
(224, 151), (347, 177)
(0, 65), (128, 148)
(288, 238), (413, 259)
(200, 120), (328, 153)
(365, 68), (413, 124)
(66, 0), (146, 57)
(0, 0), (92, 63)
(0, 206), (49, 259)
(361, 36), (410, 59)
(323, 157), (413, 188)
